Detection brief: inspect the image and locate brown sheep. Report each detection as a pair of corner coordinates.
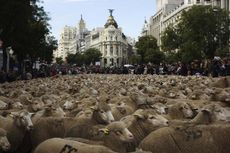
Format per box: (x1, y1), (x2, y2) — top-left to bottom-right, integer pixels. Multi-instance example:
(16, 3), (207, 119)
(166, 101), (194, 119)
(139, 124), (230, 153)
(33, 138), (117, 153)
(211, 77), (230, 88)
(122, 109), (169, 152)
(110, 101), (134, 121)
(31, 104), (66, 123)
(31, 102), (114, 150)
(0, 110), (33, 152)
(190, 103), (230, 124)
(0, 128), (11, 152)
(33, 121), (134, 153)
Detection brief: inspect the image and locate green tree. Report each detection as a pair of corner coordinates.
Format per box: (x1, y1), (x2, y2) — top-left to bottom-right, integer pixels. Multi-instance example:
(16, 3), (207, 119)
(55, 57), (63, 65)
(66, 53), (76, 65)
(161, 25), (180, 52)
(84, 48), (102, 65)
(161, 5), (230, 62)
(144, 48), (165, 64)
(0, 0), (57, 70)
(135, 35), (159, 63)
(128, 55), (141, 65)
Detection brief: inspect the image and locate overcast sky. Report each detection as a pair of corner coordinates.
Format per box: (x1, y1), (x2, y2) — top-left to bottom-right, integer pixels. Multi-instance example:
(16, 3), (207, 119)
(43, 0), (156, 40)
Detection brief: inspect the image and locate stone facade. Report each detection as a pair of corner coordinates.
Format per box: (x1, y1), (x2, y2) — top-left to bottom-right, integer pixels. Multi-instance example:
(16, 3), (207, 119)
(85, 10), (129, 67)
(149, 0), (230, 46)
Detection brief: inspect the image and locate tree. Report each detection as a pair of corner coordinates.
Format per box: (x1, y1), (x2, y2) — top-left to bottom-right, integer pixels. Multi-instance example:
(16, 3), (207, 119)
(84, 48), (102, 65)
(161, 5), (230, 62)
(128, 55), (141, 65)
(66, 53), (76, 65)
(135, 35), (159, 63)
(144, 48), (165, 64)
(0, 0), (57, 71)
(161, 25), (180, 52)
(55, 57), (63, 65)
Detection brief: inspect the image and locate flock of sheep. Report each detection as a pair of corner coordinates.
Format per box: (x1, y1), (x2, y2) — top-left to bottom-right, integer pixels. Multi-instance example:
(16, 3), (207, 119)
(0, 74), (230, 153)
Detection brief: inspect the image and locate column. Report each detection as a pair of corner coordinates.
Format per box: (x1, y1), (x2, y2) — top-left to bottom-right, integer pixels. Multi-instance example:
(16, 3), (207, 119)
(221, 0), (225, 9)
(228, 0), (230, 11)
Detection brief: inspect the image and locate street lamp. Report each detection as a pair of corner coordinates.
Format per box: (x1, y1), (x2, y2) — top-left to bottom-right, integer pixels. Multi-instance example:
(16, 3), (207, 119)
(213, 8), (222, 55)
(6, 47), (13, 73)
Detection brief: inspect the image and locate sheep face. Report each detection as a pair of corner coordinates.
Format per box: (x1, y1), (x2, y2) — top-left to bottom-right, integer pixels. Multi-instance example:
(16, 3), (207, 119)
(30, 99), (44, 112)
(12, 102), (23, 109)
(45, 105), (66, 117)
(134, 110), (169, 130)
(151, 103), (168, 114)
(105, 122), (134, 142)
(213, 106), (230, 122)
(147, 114), (169, 127)
(0, 129), (10, 152)
(180, 103), (194, 118)
(11, 111), (34, 131)
(97, 109), (114, 123)
(0, 101), (8, 110)
(63, 100), (74, 110)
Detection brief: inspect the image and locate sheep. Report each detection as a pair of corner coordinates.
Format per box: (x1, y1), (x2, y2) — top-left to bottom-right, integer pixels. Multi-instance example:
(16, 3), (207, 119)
(166, 101), (194, 119)
(211, 77), (230, 88)
(33, 138), (117, 153)
(110, 101), (134, 121)
(33, 121), (134, 153)
(0, 100), (8, 110)
(139, 124), (230, 153)
(0, 110), (33, 152)
(0, 128), (11, 152)
(31, 102), (115, 150)
(65, 102), (115, 139)
(190, 103), (230, 124)
(121, 109), (169, 152)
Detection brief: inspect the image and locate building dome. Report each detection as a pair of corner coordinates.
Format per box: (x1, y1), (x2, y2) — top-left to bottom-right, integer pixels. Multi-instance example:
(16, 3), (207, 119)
(104, 9), (118, 29)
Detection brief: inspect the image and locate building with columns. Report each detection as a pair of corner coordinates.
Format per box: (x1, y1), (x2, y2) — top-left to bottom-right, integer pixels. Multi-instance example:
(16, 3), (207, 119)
(149, 0), (230, 46)
(85, 10), (129, 67)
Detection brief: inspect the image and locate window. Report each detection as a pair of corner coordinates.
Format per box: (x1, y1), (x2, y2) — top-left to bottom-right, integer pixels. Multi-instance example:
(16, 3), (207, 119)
(110, 46), (113, 55)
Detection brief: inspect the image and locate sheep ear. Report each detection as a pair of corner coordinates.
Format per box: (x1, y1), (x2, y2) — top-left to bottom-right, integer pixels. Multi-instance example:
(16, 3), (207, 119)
(133, 114), (144, 119)
(29, 112), (35, 117)
(133, 109), (145, 119)
(90, 105), (99, 111)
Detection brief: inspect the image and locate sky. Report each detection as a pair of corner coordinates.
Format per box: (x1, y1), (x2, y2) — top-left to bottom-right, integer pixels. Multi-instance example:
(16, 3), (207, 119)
(43, 0), (156, 40)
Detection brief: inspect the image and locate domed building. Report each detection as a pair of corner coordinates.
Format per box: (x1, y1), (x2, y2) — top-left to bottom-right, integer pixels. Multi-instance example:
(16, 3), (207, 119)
(85, 9), (129, 67)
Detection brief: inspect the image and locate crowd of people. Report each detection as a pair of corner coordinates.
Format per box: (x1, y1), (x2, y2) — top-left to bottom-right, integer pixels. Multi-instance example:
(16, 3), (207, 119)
(0, 57), (229, 83)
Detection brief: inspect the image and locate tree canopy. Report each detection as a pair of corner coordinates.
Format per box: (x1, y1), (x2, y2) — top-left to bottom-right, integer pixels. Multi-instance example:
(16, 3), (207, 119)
(135, 35), (163, 64)
(161, 5), (230, 63)
(66, 48), (102, 66)
(0, 0), (57, 70)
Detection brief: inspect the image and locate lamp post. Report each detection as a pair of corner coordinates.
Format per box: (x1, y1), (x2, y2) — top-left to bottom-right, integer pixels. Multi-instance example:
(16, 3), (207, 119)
(213, 8), (222, 55)
(0, 39), (3, 70)
(6, 47), (14, 73)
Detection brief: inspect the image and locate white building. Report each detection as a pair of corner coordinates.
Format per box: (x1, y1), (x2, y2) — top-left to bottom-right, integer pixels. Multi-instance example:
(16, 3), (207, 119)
(55, 26), (76, 60)
(85, 10), (129, 67)
(54, 16), (89, 60)
(149, 0), (230, 45)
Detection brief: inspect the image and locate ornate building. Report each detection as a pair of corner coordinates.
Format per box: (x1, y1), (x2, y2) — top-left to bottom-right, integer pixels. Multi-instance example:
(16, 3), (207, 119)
(149, 0), (230, 45)
(85, 10), (129, 67)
